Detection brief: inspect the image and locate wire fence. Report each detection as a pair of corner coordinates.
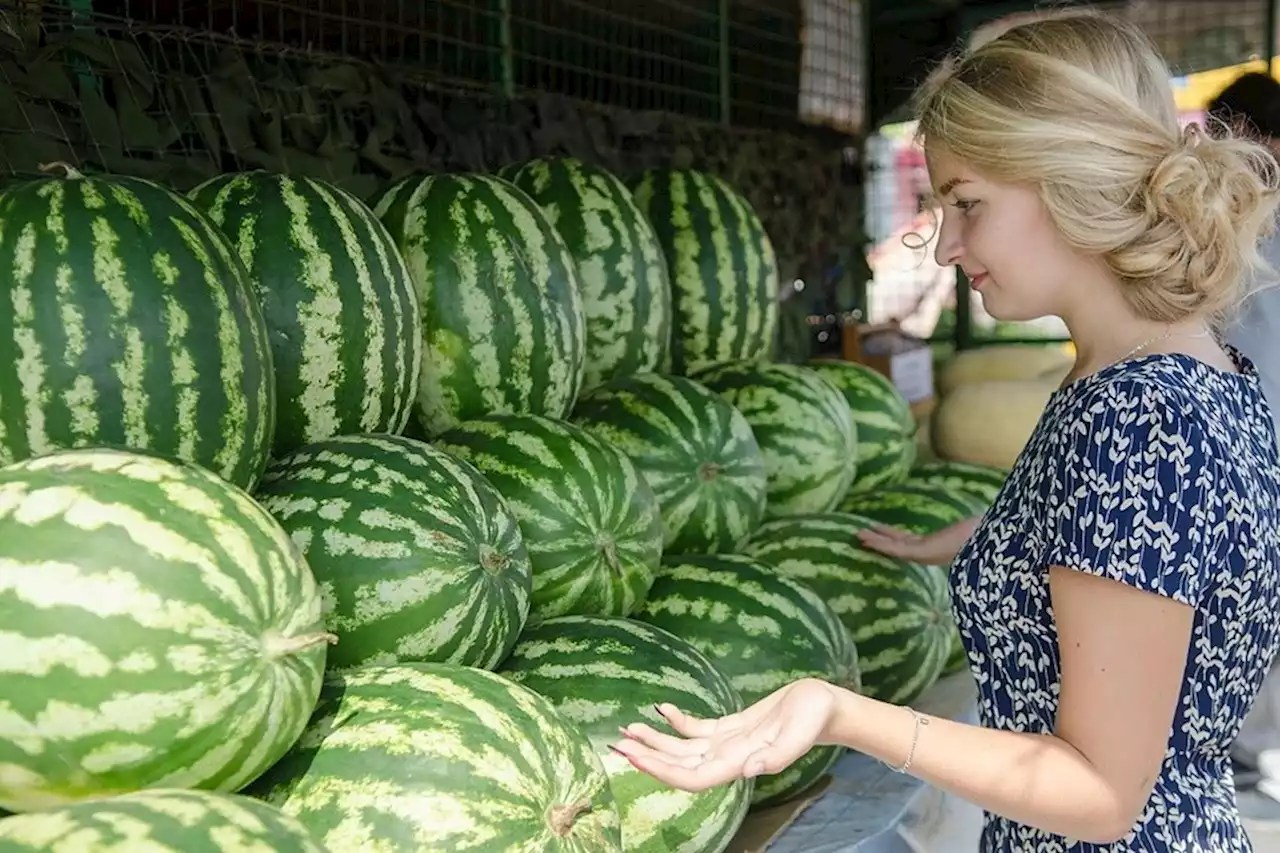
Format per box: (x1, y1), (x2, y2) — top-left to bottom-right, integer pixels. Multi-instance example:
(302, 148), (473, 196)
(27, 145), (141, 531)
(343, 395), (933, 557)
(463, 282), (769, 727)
(862, 0), (1280, 352)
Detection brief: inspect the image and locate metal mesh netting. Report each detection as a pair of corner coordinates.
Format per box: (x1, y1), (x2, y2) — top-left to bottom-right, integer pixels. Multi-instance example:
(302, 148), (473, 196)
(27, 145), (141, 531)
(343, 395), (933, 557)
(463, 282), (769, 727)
(862, 0), (1277, 352)
(0, 0), (863, 187)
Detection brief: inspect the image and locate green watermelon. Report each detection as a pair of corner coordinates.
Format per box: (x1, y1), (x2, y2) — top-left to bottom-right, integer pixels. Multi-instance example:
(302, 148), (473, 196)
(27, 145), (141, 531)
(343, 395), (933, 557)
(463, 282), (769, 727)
(500, 157), (673, 390)
(245, 662), (622, 852)
(188, 171), (422, 456)
(691, 361), (857, 517)
(742, 512), (952, 705)
(373, 172), (586, 435)
(638, 554), (860, 808)
(807, 359), (916, 493)
(436, 414), (664, 622)
(571, 372), (768, 555)
(0, 447), (330, 813)
(498, 615), (751, 853)
(253, 433), (533, 672)
(839, 483), (984, 676)
(838, 482), (986, 531)
(906, 459), (1006, 505)
(0, 164), (275, 490)
(632, 168), (779, 375)
(0, 789), (326, 851)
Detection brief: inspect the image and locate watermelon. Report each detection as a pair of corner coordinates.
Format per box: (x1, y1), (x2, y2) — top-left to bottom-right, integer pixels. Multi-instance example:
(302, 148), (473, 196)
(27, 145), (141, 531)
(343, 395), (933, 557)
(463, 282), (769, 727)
(498, 614), (751, 853)
(0, 789), (326, 851)
(807, 359), (916, 493)
(252, 433), (533, 672)
(571, 372), (768, 555)
(838, 482), (986, 531)
(632, 168), (779, 375)
(691, 361), (857, 517)
(839, 483), (985, 675)
(906, 459), (1006, 505)
(742, 513), (952, 705)
(0, 447), (331, 812)
(436, 414), (664, 622)
(0, 164), (275, 491)
(373, 172), (586, 435)
(244, 662), (622, 852)
(637, 554), (860, 808)
(500, 157), (674, 390)
(188, 171), (422, 456)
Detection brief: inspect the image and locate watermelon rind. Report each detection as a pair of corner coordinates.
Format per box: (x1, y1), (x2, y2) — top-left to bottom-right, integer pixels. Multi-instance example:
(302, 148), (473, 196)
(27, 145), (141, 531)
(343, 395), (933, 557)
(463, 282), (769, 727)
(253, 433), (533, 672)
(807, 359), (917, 494)
(436, 414), (665, 623)
(498, 614), (752, 853)
(632, 168), (779, 376)
(637, 554), (860, 808)
(742, 512), (953, 705)
(500, 156), (674, 390)
(905, 459), (1006, 506)
(188, 171), (423, 456)
(0, 447), (330, 813)
(691, 361), (858, 517)
(244, 662), (623, 852)
(571, 372), (768, 555)
(0, 165), (276, 491)
(373, 172), (587, 435)
(0, 789), (327, 852)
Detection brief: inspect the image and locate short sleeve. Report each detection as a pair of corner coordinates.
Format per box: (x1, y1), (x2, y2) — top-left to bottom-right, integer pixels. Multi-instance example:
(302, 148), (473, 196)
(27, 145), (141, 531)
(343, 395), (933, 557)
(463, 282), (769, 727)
(1042, 378), (1221, 604)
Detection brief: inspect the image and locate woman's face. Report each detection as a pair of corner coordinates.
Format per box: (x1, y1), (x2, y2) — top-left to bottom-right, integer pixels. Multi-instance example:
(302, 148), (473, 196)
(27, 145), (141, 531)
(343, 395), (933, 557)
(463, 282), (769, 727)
(926, 143), (1091, 323)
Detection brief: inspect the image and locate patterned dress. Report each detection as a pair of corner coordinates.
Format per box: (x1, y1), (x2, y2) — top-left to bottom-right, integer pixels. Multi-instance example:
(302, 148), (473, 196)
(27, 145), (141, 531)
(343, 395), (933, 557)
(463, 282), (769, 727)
(951, 347), (1280, 851)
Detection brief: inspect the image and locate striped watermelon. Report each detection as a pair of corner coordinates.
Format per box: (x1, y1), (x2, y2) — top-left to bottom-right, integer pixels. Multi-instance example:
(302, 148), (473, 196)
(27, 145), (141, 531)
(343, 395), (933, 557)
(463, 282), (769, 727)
(807, 359), (916, 494)
(638, 554), (860, 808)
(692, 361), (857, 517)
(742, 513), (952, 705)
(498, 615), (750, 853)
(188, 171), (422, 456)
(245, 662), (622, 851)
(0, 789), (326, 851)
(436, 414), (664, 622)
(0, 165), (275, 491)
(373, 173), (586, 435)
(500, 157), (673, 390)
(0, 448), (330, 813)
(632, 168), (779, 375)
(839, 482), (986, 531)
(571, 372), (768, 555)
(839, 483), (984, 676)
(252, 433), (533, 672)
(907, 459), (1006, 505)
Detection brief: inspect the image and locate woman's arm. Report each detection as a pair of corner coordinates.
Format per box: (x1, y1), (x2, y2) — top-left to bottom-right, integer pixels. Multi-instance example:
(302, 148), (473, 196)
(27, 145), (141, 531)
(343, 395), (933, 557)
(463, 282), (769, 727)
(855, 515), (982, 564)
(821, 565), (1194, 844)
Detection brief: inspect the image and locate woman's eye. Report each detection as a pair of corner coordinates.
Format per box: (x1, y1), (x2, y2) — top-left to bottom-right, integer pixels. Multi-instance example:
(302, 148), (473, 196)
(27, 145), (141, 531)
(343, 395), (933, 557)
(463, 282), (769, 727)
(951, 199), (978, 213)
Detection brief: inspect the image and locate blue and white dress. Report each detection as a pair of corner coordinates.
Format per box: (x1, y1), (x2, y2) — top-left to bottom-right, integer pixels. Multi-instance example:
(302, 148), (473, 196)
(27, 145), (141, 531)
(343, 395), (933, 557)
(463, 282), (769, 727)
(951, 347), (1280, 851)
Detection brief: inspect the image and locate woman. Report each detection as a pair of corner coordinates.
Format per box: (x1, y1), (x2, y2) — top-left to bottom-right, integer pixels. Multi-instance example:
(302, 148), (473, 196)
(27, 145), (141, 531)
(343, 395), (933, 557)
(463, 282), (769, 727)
(611, 10), (1280, 851)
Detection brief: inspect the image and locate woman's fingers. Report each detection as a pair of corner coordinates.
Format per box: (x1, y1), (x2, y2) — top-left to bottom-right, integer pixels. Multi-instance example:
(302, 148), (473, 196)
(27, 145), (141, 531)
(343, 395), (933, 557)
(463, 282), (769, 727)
(618, 722), (708, 757)
(654, 703), (731, 738)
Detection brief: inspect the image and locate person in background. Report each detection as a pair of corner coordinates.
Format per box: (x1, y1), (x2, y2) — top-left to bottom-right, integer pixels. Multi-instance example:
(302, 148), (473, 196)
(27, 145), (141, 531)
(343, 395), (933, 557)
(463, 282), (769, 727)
(611, 10), (1280, 851)
(1204, 68), (1280, 824)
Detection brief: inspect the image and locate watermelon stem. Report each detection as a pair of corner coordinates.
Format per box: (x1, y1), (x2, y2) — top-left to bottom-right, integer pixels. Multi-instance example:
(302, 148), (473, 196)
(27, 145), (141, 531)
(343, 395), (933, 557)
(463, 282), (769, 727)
(697, 462), (721, 482)
(38, 161), (85, 180)
(549, 801), (592, 836)
(262, 631), (339, 658)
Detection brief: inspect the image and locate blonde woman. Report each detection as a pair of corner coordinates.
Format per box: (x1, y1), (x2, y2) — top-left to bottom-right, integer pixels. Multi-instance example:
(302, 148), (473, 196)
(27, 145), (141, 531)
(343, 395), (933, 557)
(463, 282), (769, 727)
(611, 10), (1280, 851)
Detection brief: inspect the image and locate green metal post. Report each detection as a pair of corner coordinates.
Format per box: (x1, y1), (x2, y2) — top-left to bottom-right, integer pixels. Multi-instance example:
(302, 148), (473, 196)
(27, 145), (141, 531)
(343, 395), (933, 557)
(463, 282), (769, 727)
(720, 0), (731, 125)
(496, 0), (515, 99)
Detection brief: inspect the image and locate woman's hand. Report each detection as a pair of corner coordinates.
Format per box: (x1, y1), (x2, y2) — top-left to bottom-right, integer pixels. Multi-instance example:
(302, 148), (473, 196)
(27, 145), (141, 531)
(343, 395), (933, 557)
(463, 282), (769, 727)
(610, 679), (837, 792)
(856, 516), (980, 565)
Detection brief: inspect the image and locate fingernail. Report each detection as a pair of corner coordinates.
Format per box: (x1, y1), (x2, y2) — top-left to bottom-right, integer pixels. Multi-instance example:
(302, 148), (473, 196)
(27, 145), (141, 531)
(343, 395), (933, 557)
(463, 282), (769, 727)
(618, 726), (636, 739)
(609, 744), (628, 755)
(745, 760), (765, 778)
(653, 704), (667, 719)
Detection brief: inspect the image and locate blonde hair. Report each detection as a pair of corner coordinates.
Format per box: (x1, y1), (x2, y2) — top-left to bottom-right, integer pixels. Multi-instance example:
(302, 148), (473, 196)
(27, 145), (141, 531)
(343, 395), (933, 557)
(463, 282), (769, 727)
(913, 8), (1280, 324)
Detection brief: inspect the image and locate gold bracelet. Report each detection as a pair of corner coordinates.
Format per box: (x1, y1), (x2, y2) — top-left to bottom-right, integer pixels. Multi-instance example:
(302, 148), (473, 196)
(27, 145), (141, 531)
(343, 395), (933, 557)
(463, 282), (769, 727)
(886, 706), (930, 773)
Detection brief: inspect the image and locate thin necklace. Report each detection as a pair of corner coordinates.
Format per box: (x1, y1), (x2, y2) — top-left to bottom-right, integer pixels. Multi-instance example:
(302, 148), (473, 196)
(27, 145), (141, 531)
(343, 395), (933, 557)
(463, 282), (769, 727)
(1117, 326), (1211, 364)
